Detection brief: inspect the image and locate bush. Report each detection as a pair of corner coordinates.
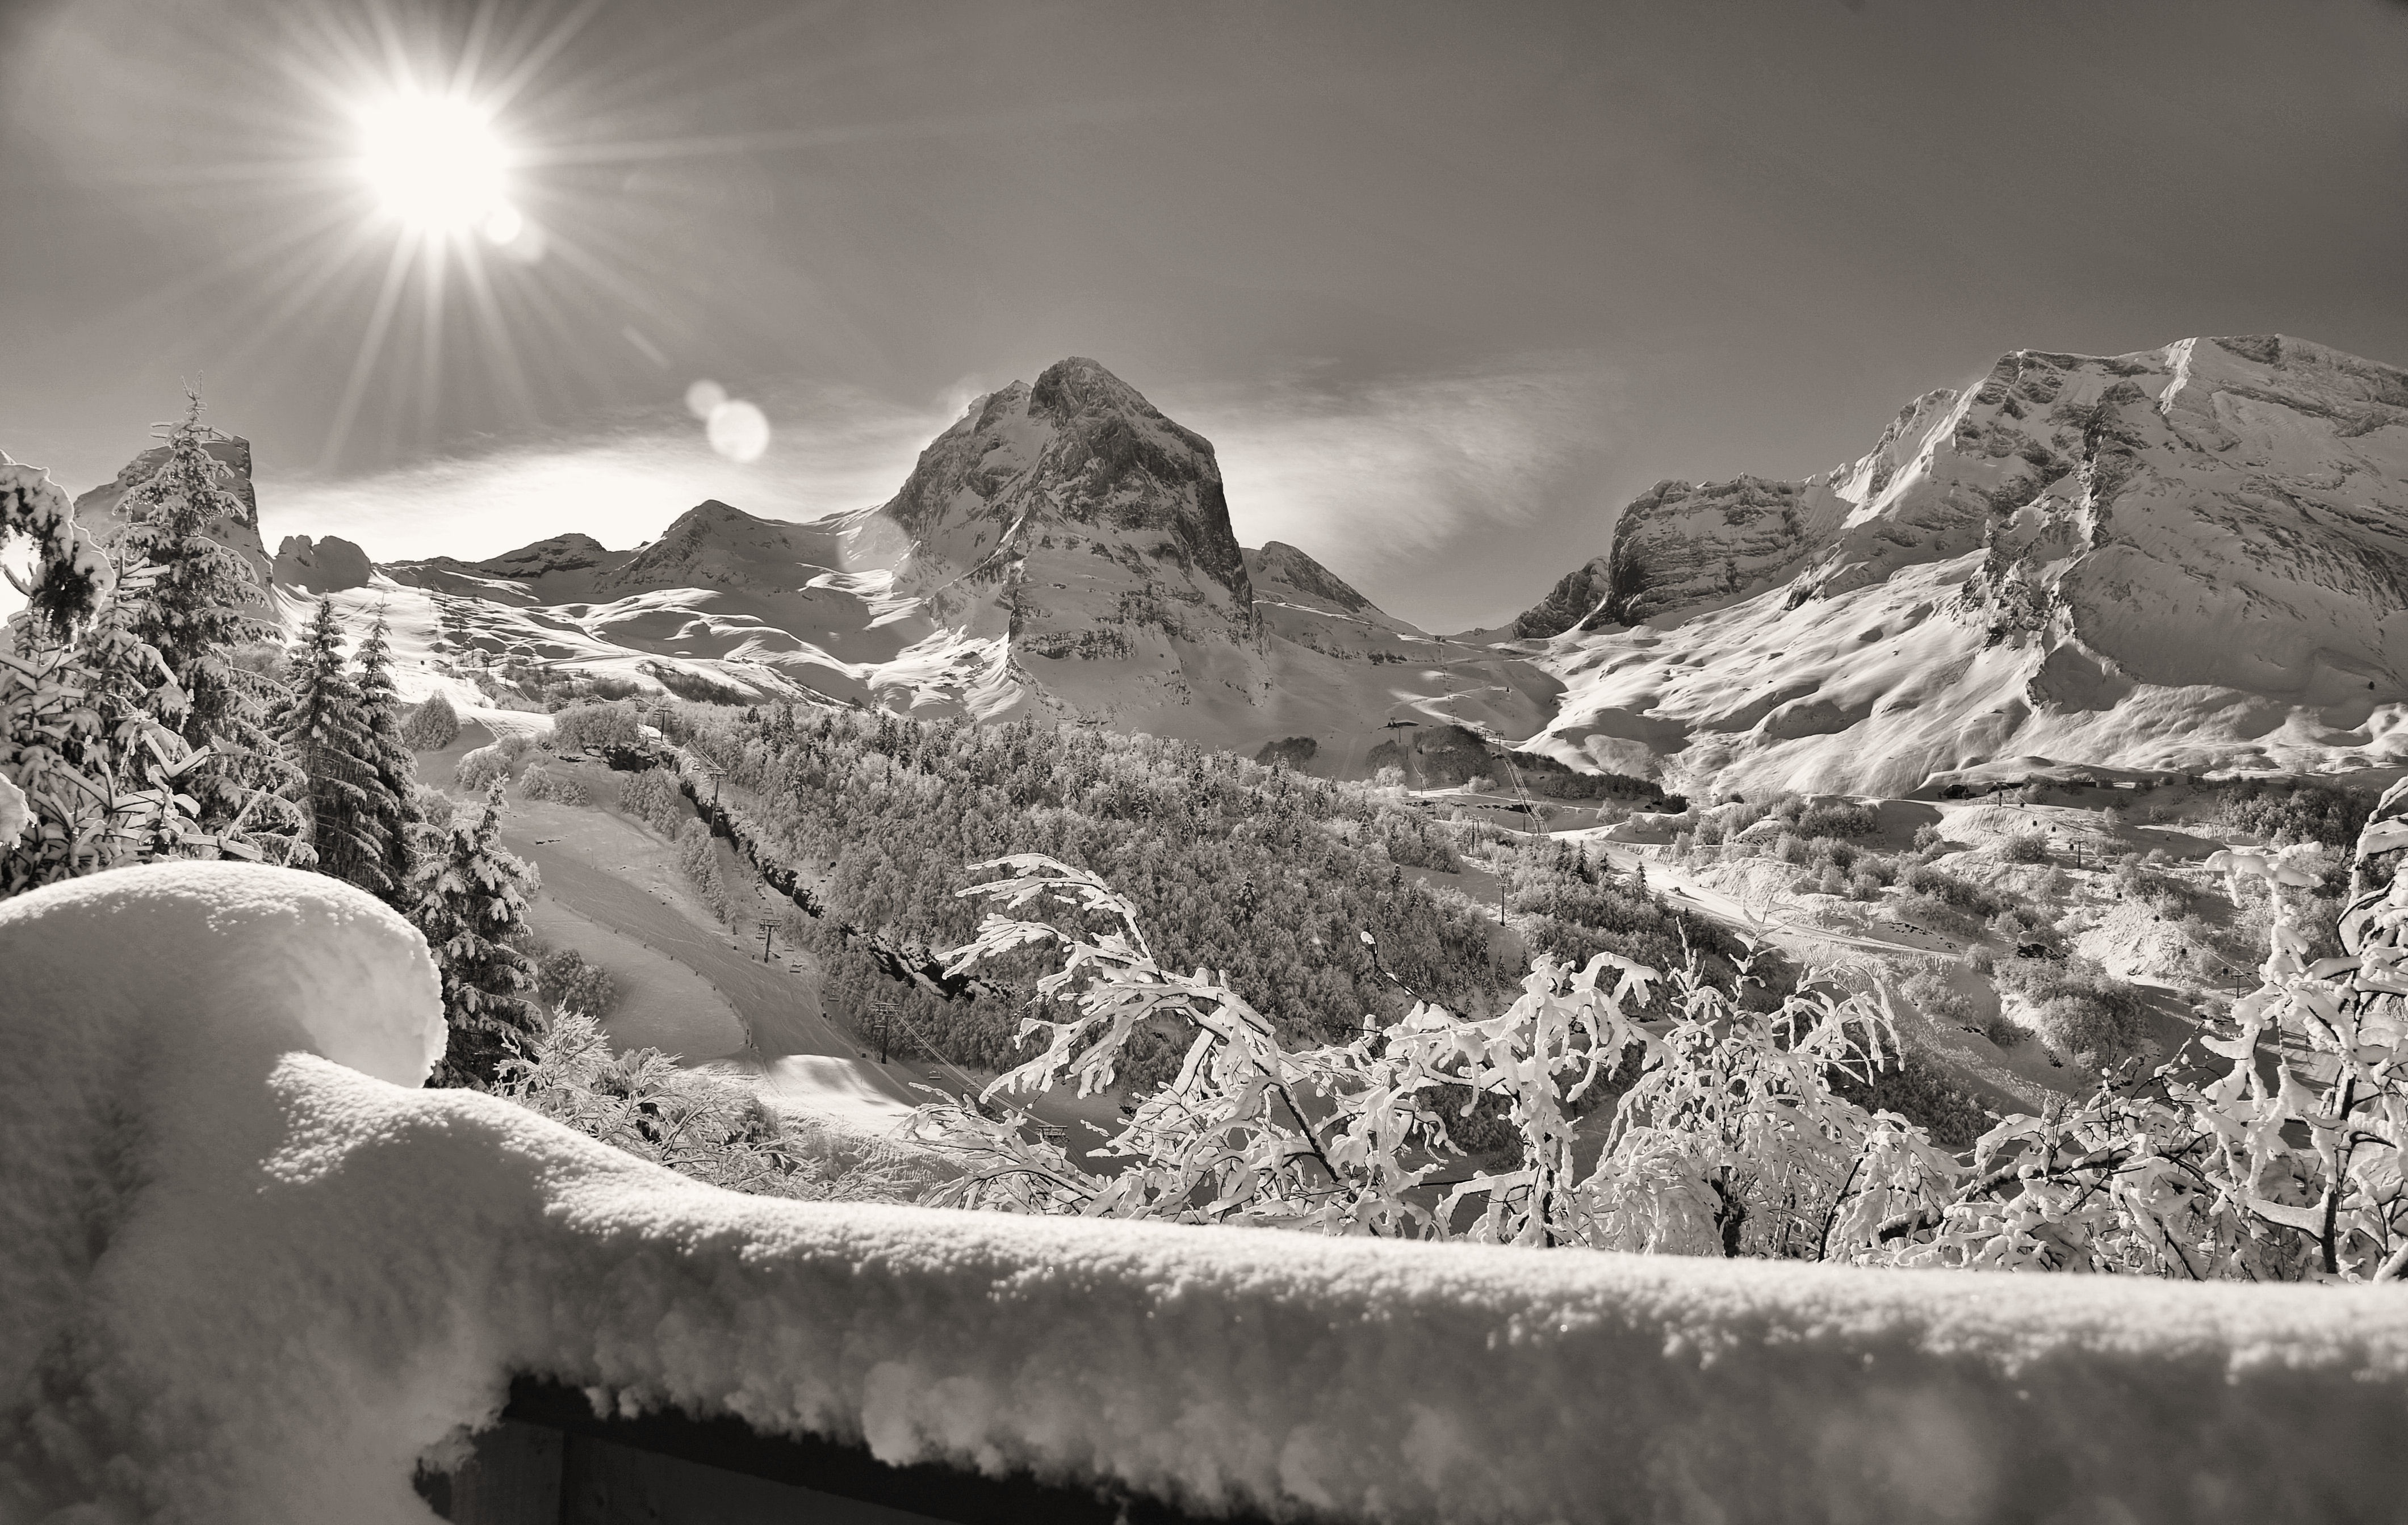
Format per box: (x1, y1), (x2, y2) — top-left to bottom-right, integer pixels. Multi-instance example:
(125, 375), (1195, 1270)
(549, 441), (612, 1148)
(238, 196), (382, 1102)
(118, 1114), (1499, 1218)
(454, 744), (512, 793)
(2214, 778), (2372, 852)
(500, 1011), (942, 1200)
(520, 766), (589, 806)
(1996, 957), (2151, 1069)
(537, 949), (618, 1017)
(1899, 969), (1974, 1029)
(1788, 801), (1880, 839)
(1897, 861), (2004, 918)
(402, 693), (460, 751)
(1254, 736), (1318, 769)
(2001, 831), (2050, 864)
(1911, 823), (1945, 856)
(551, 700), (645, 756)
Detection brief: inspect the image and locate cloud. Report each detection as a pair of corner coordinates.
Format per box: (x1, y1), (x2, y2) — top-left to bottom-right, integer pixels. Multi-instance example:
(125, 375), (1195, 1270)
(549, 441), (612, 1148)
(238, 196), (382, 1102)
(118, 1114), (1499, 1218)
(258, 382), (967, 564)
(1169, 355), (1629, 593)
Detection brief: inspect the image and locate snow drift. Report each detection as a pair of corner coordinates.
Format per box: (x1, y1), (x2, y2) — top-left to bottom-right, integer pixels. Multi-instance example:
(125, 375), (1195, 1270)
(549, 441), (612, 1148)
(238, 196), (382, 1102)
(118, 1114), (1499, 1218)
(6, 862), (2408, 1524)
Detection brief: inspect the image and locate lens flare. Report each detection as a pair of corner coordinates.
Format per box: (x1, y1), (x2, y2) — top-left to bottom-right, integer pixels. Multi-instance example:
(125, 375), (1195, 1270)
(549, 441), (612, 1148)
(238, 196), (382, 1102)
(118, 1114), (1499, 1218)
(359, 94), (510, 233)
(706, 399), (770, 463)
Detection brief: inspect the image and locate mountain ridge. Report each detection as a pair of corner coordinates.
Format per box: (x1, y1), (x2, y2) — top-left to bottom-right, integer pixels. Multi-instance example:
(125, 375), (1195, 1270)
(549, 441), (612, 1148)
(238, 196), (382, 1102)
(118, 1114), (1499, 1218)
(1518, 334), (2408, 794)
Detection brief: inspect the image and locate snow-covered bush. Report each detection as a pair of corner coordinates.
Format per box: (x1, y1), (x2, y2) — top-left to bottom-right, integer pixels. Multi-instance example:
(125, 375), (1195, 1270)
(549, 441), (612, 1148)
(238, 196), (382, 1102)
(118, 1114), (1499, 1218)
(453, 743), (511, 793)
(549, 699), (643, 756)
(500, 1010), (928, 1200)
(518, 764), (588, 806)
(535, 948), (617, 1017)
(400, 692), (460, 751)
(908, 855), (1949, 1252)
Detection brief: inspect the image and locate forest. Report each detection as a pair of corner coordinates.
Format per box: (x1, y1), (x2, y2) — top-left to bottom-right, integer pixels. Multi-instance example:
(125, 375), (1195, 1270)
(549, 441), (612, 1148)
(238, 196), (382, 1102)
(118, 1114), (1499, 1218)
(646, 701), (1748, 1091)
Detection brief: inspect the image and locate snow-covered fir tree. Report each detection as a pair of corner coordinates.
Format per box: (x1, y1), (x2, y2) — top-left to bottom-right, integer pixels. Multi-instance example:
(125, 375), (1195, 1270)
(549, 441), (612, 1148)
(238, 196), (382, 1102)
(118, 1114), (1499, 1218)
(399, 690), (458, 751)
(411, 778), (540, 1087)
(353, 608), (425, 907)
(112, 393), (299, 852)
(270, 598), (383, 892)
(1, 456), (215, 895)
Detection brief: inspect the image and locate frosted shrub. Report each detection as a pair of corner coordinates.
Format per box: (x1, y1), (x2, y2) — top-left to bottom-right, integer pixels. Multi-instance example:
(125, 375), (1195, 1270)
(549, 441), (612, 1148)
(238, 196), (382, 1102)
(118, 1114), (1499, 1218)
(2002, 831), (2051, 864)
(500, 1011), (935, 1201)
(400, 693), (459, 751)
(518, 765), (588, 806)
(914, 815), (2408, 1283)
(1881, 826), (2408, 1280)
(550, 699), (643, 756)
(907, 854), (1950, 1252)
(454, 744), (511, 792)
(535, 949), (617, 1017)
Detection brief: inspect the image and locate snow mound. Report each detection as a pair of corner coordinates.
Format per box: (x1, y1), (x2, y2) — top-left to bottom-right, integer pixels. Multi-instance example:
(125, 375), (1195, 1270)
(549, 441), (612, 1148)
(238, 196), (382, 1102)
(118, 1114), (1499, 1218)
(8, 864), (2408, 1523)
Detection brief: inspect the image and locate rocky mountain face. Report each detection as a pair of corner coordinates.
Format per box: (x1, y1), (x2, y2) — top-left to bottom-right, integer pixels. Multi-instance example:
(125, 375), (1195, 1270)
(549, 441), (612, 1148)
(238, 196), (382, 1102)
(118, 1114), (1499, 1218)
(273, 535), (373, 596)
(1522, 336), (2408, 794)
(873, 357), (1255, 677)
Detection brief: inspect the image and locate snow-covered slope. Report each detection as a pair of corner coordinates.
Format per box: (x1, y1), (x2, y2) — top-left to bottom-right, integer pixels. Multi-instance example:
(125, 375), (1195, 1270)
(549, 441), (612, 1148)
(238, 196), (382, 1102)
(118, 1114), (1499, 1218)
(1521, 336), (2408, 794)
(11, 861), (2408, 1524)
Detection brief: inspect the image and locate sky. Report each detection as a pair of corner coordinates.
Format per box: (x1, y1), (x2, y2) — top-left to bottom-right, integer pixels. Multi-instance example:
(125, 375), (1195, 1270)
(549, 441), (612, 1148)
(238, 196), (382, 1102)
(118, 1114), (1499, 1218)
(3, 0), (2405, 632)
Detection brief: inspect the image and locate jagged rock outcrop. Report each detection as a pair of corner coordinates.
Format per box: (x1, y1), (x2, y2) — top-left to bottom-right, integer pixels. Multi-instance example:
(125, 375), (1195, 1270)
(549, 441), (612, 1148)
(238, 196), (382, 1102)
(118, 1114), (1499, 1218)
(1525, 336), (2408, 793)
(273, 534), (374, 595)
(878, 357), (1255, 659)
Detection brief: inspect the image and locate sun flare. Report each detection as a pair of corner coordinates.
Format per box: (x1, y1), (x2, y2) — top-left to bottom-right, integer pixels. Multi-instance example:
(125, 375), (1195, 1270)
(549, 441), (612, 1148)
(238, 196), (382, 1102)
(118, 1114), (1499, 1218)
(357, 93), (511, 235)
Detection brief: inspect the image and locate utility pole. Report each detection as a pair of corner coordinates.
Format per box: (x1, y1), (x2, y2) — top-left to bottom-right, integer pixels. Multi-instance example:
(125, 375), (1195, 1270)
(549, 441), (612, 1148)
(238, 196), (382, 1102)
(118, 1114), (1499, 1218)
(870, 1002), (896, 1066)
(760, 922), (774, 963)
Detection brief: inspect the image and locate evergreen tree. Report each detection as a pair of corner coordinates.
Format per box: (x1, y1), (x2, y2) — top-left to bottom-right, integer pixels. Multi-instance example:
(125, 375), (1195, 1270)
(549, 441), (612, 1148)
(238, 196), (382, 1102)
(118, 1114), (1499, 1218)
(270, 598), (384, 891)
(411, 778), (540, 1087)
(354, 608), (425, 907)
(2, 457), (215, 895)
(113, 393), (300, 851)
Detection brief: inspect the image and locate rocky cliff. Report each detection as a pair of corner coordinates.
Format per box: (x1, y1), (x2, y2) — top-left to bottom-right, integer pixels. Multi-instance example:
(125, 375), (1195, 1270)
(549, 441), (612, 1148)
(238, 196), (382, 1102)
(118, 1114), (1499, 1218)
(273, 535), (374, 596)
(1525, 336), (2408, 793)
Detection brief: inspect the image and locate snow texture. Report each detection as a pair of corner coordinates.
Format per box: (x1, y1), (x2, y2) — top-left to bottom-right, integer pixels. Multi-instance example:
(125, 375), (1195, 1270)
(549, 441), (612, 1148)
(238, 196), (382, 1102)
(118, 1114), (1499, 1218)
(7, 861), (2408, 1523)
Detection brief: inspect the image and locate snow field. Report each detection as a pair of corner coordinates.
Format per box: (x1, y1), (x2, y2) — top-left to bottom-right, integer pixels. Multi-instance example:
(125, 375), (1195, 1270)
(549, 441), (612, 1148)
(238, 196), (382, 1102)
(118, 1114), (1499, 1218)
(6, 863), (2408, 1523)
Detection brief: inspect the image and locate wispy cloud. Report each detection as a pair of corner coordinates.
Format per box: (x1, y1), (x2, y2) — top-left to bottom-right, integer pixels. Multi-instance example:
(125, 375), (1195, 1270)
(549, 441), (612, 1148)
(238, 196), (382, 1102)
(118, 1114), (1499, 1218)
(258, 380), (968, 563)
(1167, 355), (1629, 607)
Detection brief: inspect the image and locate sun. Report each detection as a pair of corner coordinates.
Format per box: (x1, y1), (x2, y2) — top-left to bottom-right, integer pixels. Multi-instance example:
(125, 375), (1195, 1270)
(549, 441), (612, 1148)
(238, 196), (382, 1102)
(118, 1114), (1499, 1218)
(357, 93), (513, 237)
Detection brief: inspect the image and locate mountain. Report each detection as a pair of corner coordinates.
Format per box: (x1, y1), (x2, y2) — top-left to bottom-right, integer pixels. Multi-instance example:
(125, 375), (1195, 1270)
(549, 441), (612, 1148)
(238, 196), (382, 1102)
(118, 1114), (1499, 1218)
(301, 358), (1559, 771)
(1515, 335), (2408, 795)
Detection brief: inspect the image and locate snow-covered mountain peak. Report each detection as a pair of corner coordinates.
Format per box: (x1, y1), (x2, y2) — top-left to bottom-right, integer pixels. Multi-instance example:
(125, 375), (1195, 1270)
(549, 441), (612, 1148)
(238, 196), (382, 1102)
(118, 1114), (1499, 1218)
(1521, 334), (2408, 794)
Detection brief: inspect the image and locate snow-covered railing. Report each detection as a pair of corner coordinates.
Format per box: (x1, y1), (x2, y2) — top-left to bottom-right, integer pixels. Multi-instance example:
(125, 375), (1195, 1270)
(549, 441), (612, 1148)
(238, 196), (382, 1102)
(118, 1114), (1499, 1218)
(6, 863), (2407, 1523)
